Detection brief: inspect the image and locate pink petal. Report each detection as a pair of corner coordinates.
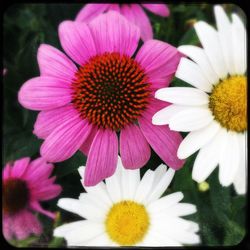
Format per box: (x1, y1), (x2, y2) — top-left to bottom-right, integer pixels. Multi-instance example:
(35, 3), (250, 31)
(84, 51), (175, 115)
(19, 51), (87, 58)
(3, 163), (12, 180)
(58, 21), (96, 66)
(4, 211), (42, 240)
(107, 4), (120, 12)
(11, 157), (31, 178)
(3, 214), (13, 240)
(75, 4), (110, 22)
(18, 210), (42, 237)
(40, 114), (92, 162)
(120, 124), (151, 169)
(30, 201), (56, 219)
(84, 129), (118, 186)
(120, 4), (136, 23)
(138, 101), (185, 170)
(130, 4), (153, 41)
(149, 75), (175, 91)
(29, 176), (58, 197)
(11, 211), (30, 240)
(24, 211), (43, 235)
(136, 40), (183, 89)
(18, 76), (72, 111)
(142, 4), (170, 17)
(88, 11), (140, 56)
(79, 125), (98, 155)
(25, 158), (62, 201)
(33, 104), (76, 139)
(37, 44), (77, 81)
(24, 157), (54, 182)
(36, 176), (58, 188)
(11, 210), (41, 240)
(31, 183), (62, 201)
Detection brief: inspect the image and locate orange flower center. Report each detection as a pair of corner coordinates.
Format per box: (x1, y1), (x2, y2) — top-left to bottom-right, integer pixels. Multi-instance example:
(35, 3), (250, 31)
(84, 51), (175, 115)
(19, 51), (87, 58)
(72, 52), (150, 131)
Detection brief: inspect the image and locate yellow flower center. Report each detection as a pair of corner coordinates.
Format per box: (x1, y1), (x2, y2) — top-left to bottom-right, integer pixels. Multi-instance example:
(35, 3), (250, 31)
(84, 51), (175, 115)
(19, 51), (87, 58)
(209, 75), (247, 132)
(105, 200), (150, 246)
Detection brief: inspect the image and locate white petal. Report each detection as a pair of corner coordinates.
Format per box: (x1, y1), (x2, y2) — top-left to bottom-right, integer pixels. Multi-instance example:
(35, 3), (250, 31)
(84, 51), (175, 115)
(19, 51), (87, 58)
(231, 13), (247, 75)
(163, 203), (197, 217)
(121, 166), (140, 200)
(169, 107), (214, 132)
(84, 233), (116, 246)
(214, 5), (235, 75)
(79, 192), (109, 211)
(54, 220), (87, 237)
(57, 198), (104, 222)
(105, 157), (122, 202)
(194, 21), (228, 78)
(147, 200), (197, 218)
(174, 231), (200, 245)
(152, 164), (167, 187)
(150, 203), (197, 218)
(151, 217), (200, 245)
(176, 57), (212, 92)
(64, 221), (104, 246)
(84, 181), (112, 207)
(141, 231), (182, 246)
(178, 45), (219, 85)
(57, 198), (84, 217)
(152, 216), (197, 231)
(78, 166), (85, 178)
(79, 166), (112, 206)
(152, 104), (187, 125)
(134, 169), (155, 203)
(155, 87), (209, 106)
(177, 121), (220, 159)
(233, 133), (247, 194)
(155, 228), (200, 245)
(147, 192), (184, 213)
(219, 131), (240, 186)
(192, 129), (224, 182)
(187, 221), (200, 233)
(145, 168), (175, 204)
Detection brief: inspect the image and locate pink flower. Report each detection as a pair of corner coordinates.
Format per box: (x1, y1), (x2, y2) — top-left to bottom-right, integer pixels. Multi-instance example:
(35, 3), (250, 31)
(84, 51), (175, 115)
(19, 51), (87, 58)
(76, 3), (170, 41)
(2, 157), (62, 241)
(18, 11), (184, 187)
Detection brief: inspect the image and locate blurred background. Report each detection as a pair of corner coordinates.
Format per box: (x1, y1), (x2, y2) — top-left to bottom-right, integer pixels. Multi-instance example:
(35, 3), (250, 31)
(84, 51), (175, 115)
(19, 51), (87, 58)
(3, 3), (246, 247)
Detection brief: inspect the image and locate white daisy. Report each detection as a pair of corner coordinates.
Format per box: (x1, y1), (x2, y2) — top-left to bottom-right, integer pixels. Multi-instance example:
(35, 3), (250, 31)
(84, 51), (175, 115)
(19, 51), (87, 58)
(53, 157), (200, 246)
(152, 5), (247, 194)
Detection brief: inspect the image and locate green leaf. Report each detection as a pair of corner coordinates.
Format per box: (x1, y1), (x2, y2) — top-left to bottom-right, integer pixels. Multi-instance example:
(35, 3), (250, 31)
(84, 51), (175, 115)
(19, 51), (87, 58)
(3, 131), (42, 163)
(55, 151), (87, 178)
(171, 152), (197, 192)
(231, 196), (246, 212)
(170, 77), (194, 88)
(178, 26), (199, 46)
(48, 237), (65, 248)
(208, 169), (231, 223)
(223, 220), (246, 246)
(154, 22), (161, 37)
(230, 195), (246, 227)
(8, 236), (39, 247)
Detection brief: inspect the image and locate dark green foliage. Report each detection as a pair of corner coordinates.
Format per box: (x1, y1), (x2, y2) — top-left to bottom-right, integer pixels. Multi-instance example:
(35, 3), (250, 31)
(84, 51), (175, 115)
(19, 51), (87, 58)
(3, 4), (246, 247)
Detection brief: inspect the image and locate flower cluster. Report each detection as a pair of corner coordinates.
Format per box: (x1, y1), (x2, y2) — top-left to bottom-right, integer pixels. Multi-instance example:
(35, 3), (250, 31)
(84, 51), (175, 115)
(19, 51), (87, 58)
(3, 3), (246, 247)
